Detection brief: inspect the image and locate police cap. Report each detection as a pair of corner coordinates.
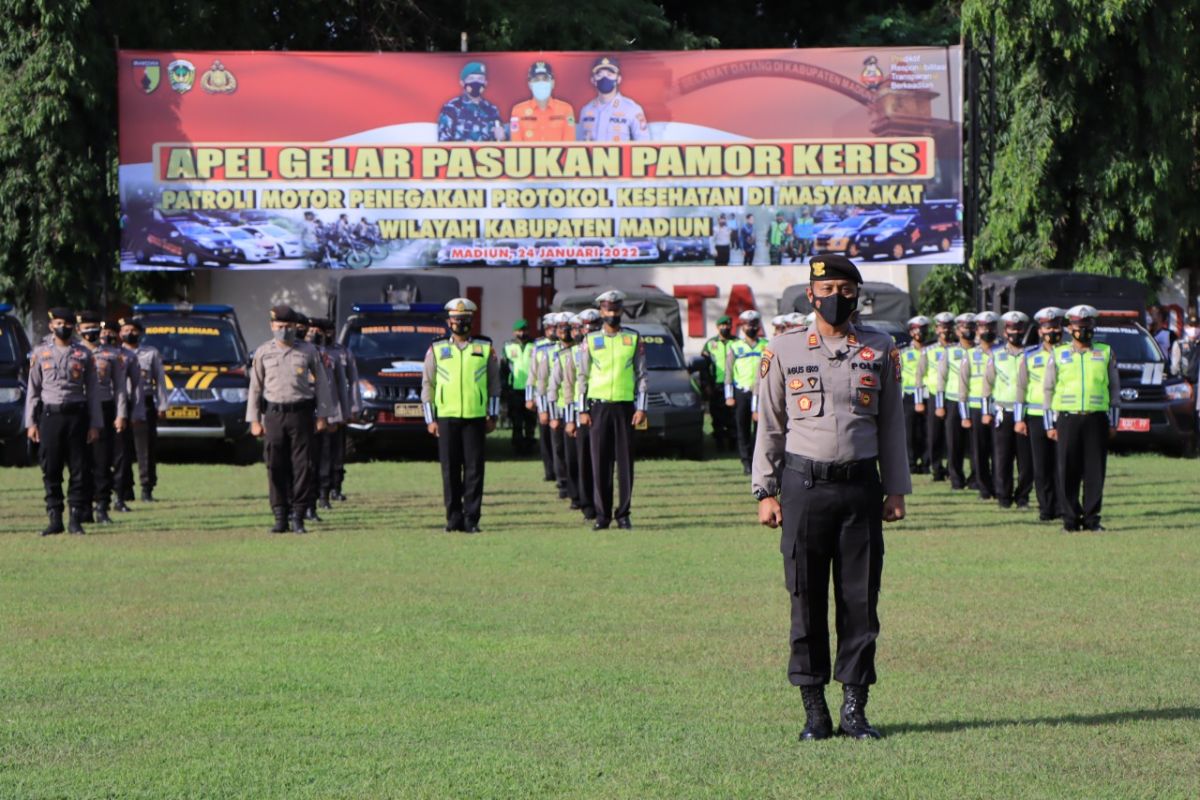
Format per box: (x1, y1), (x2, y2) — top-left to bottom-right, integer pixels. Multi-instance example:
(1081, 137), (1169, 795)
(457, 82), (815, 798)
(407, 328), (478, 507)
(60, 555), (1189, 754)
(955, 312), (977, 325)
(460, 61), (487, 82)
(809, 254), (863, 284)
(595, 289), (625, 307)
(1066, 304), (1098, 322)
(513, 318), (528, 331)
(1034, 306), (1065, 324)
(118, 316), (143, 331)
(528, 61), (553, 80)
(975, 311), (1000, 326)
(76, 310), (102, 324)
(785, 312), (806, 326)
(1001, 310), (1030, 328)
(270, 304), (302, 324)
(101, 319), (121, 332)
(907, 315), (931, 328)
(48, 306), (74, 322)
(770, 315), (787, 328)
(445, 298), (477, 316)
(739, 310), (761, 324)
(592, 56), (621, 75)
(934, 312), (955, 325)
(577, 309), (601, 323)
(716, 314), (731, 325)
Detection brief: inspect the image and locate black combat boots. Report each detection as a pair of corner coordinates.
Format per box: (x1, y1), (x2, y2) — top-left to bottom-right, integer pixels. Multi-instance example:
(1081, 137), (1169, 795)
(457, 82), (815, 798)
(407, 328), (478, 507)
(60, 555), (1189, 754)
(799, 685), (834, 741)
(270, 507), (289, 534)
(94, 503), (113, 525)
(67, 507), (86, 535)
(41, 509), (65, 536)
(291, 512), (307, 534)
(317, 491), (332, 510)
(839, 684), (882, 739)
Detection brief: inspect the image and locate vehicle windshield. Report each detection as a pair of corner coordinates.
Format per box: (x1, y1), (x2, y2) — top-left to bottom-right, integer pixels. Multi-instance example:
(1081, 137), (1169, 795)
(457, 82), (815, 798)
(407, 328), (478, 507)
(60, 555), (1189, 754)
(258, 224), (293, 238)
(0, 322), (23, 362)
(837, 215), (876, 230)
(141, 317), (246, 364)
(176, 223), (212, 236)
(1094, 326), (1163, 363)
(346, 319), (446, 361)
(222, 228), (253, 240)
(639, 333), (685, 370)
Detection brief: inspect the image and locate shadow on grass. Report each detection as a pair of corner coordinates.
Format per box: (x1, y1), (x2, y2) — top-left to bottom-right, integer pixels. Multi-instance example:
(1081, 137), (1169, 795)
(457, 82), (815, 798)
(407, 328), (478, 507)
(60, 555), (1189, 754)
(886, 706), (1200, 735)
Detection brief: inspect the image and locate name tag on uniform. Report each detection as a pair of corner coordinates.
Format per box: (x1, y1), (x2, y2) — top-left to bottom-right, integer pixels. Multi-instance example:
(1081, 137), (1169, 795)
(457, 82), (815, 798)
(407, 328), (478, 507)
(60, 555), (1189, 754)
(472, 344), (484, 356)
(621, 335), (633, 346)
(1090, 352), (1106, 361)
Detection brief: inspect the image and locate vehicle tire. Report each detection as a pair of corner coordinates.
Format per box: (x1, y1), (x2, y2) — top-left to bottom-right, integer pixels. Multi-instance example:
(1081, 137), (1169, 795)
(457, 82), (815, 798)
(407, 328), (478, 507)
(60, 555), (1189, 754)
(345, 249), (372, 269)
(185, 252), (201, 268)
(890, 243), (905, 260)
(134, 248), (150, 265)
(938, 237), (951, 252)
(369, 243), (389, 260)
(847, 242), (860, 258)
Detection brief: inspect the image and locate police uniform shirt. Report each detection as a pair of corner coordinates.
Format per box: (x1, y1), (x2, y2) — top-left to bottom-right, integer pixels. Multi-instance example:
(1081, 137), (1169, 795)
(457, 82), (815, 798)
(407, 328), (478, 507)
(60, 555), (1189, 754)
(23, 341), (104, 429)
(958, 346), (995, 416)
(419, 338), (501, 417)
(577, 93), (649, 142)
(1013, 344), (1053, 421)
(531, 341), (561, 413)
(574, 328), (649, 411)
(119, 347), (146, 420)
(1042, 343), (1121, 426)
(90, 343), (130, 419)
(437, 94), (504, 142)
(982, 343), (1025, 411)
(312, 345), (344, 425)
(509, 98), (576, 142)
(132, 344), (169, 409)
(546, 345), (579, 422)
(327, 344), (361, 419)
(752, 323), (911, 497)
(725, 334), (770, 411)
(245, 339), (337, 424)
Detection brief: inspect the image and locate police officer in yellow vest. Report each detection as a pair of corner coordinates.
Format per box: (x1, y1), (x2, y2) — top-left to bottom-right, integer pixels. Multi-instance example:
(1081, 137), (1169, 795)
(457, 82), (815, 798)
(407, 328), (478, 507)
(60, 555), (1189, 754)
(576, 290), (648, 530)
(547, 313), (582, 509)
(958, 311), (998, 500)
(501, 319), (537, 455)
(899, 316), (930, 473)
(563, 309), (602, 522)
(421, 298), (501, 533)
(916, 312), (954, 481)
(984, 311), (1034, 509)
(935, 313), (974, 490)
(701, 315), (736, 450)
(725, 309), (769, 475)
(1014, 307), (1065, 521)
(1043, 305), (1120, 532)
(528, 313), (559, 482)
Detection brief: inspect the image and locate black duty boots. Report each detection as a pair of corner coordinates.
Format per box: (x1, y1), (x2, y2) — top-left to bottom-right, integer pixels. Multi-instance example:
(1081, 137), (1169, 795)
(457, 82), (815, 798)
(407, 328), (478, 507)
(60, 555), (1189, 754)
(41, 510), (65, 536)
(271, 507), (289, 534)
(799, 685), (834, 741)
(839, 684), (882, 739)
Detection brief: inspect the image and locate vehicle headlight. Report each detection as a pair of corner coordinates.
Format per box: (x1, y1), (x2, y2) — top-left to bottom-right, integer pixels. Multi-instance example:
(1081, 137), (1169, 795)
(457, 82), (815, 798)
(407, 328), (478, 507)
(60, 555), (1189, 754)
(1166, 382), (1193, 402)
(218, 388), (248, 403)
(0, 387), (22, 403)
(667, 391), (698, 407)
(359, 379), (378, 400)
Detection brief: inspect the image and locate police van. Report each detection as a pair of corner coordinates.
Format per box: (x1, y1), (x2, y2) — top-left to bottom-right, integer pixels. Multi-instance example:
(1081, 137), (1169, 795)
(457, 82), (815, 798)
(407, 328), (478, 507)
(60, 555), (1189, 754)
(0, 304), (33, 465)
(133, 303), (258, 462)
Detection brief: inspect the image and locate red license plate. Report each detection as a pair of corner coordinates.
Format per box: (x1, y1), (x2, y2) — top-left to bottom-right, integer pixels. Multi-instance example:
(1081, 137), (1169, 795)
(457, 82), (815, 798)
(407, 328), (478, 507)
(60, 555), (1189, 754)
(1117, 417), (1150, 432)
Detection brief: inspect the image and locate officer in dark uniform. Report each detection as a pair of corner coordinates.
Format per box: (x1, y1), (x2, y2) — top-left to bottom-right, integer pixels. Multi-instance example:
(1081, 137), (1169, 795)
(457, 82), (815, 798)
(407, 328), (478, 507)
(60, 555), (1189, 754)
(76, 311), (129, 525)
(898, 316), (930, 473)
(102, 321), (141, 513)
(724, 310), (769, 475)
(1014, 307), (1065, 521)
(120, 317), (168, 503)
(501, 319), (537, 455)
(985, 311), (1034, 509)
(753, 255), (910, 741)
(321, 317), (358, 501)
(306, 319), (344, 516)
(576, 291), (648, 530)
(421, 298), (501, 533)
(701, 315), (736, 450)
(25, 307), (103, 535)
(246, 305), (336, 534)
(1044, 305), (1120, 532)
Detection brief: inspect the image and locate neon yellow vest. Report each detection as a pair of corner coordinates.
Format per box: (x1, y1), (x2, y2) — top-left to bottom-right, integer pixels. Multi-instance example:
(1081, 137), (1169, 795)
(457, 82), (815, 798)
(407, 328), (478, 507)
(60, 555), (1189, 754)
(586, 330), (638, 402)
(504, 340), (532, 390)
(1050, 343), (1112, 413)
(966, 347), (990, 409)
(1023, 348), (1052, 415)
(899, 346), (921, 394)
(991, 349), (1021, 407)
(730, 338), (768, 390)
(922, 344), (945, 394)
(433, 339), (491, 418)
(704, 337), (733, 383)
(944, 345), (967, 401)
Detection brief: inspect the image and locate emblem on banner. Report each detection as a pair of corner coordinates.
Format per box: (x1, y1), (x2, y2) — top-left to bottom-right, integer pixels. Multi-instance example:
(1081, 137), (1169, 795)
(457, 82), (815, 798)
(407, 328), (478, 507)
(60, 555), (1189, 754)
(132, 58), (161, 94)
(167, 60), (195, 93)
(200, 60), (238, 94)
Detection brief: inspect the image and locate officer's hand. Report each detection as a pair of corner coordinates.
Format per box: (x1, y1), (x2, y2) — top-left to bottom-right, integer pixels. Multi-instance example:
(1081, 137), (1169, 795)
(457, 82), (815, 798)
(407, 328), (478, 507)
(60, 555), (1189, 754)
(115, 418), (127, 433)
(962, 418), (972, 429)
(86, 427), (99, 444)
(493, 121), (506, 141)
(915, 403), (925, 413)
(27, 424), (39, 443)
(316, 417), (328, 433)
(250, 421), (264, 438)
(566, 422), (576, 437)
(538, 411), (550, 426)
(631, 410), (647, 428)
(1047, 428), (1058, 442)
(982, 414), (993, 426)
(485, 417), (497, 434)
(758, 497), (783, 528)
(1014, 421), (1028, 436)
(1108, 425), (1117, 440)
(525, 400), (535, 411)
(549, 418), (560, 431)
(725, 397), (735, 407)
(935, 407), (945, 418)
(752, 411), (759, 423)
(579, 412), (591, 427)
(883, 494), (906, 522)
(158, 409), (166, 419)
(327, 422), (339, 433)
(427, 421), (439, 437)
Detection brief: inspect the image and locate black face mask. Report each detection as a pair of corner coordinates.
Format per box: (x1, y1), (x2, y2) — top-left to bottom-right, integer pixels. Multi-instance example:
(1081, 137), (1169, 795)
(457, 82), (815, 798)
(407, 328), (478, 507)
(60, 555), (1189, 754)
(910, 329), (925, 343)
(602, 312), (622, 328)
(465, 83), (484, 98)
(81, 329), (101, 343)
(717, 326), (732, 339)
(743, 324), (761, 338)
(54, 325), (74, 341)
(1072, 326), (1095, 345)
(979, 329), (997, 344)
(449, 319), (471, 336)
(1006, 332), (1024, 346)
(1042, 329), (1062, 345)
(122, 333), (140, 345)
(309, 333), (324, 346)
(814, 293), (857, 327)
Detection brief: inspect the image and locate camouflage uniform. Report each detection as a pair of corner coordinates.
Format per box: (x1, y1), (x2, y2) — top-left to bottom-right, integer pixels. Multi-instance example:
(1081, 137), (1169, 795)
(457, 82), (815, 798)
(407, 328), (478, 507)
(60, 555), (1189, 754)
(437, 95), (504, 142)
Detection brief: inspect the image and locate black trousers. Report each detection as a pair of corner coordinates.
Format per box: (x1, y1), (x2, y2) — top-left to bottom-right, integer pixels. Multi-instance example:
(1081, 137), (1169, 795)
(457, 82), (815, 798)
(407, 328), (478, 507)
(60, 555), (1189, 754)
(714, 244), (730, 265)
(1056, 412), (1109, 529)
(742, 246), (755, 265)
(902, 394), (926, 470)
(967, 407), (994, 499)
(39, 406), (89, 513)
(1026, 414), (1057, 518)
(309, 429), (335, 498)
(263, 405), (315, 517)
(576, 424), (595, 517)
(589, 401), (634, 525)
(437, 416), (486, 527)
(538, 420), (554, 481)
(781, 461), (884, 687)
(563, 424), (581, 505)
(508, 391), (536, 453)
(924, 398), (946, 478)
(551, 423), (569, 494)
(708, 392), (734, 449)
(329, 426), (347, 491)
(114, 416), (135, 501)
(943, 403), (967, 489)
(992, 412), (1033, 506)
(733, 389), (756, 467)
(90, 401), (117, 507)
(133, 401), (158, 490)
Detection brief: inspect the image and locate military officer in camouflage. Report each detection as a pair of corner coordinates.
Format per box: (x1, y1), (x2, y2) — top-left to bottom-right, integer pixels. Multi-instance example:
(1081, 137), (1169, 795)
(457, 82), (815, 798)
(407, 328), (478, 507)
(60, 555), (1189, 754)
(437, 61), (506, 142)
(753, 255), (910, 741)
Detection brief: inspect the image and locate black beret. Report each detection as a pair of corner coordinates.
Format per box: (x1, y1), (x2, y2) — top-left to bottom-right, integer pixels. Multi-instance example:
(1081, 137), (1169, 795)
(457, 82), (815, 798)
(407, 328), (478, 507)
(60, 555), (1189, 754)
(809, 254), (863, 284)
(295, 312), (310, 327)
(316, 317), (335, 331)
(76, 310), (102, 324)
(101, 319), (121, 331)
(48, 306), (74, 321)
(118, 317), (144, 331)
(270, 304), (301, 324)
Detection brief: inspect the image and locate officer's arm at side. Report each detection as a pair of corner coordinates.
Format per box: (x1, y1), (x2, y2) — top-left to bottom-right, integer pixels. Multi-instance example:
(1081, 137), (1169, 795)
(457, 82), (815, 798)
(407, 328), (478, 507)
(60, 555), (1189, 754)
(751, 350), (786, 497)
(85, 353), (103, 430)
(23, 359), (41, 430)
(633, 337), (648, 413)
(1107, 352), (1121, 428)
(487, 347), (501, 418)
(420, 347), (437, 424)
(309, 348), (337, 421)
(879, 345), (913, 497)
(1042, 354), (1057, 427)
(245, 348), (264, 424)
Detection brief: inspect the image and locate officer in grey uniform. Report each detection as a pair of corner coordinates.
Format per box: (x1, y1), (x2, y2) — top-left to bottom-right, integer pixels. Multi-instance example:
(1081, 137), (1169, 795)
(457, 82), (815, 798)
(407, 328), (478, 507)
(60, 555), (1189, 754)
(321, 317), (359, 501)
(120, 317), (168, 503)
(25, 307), (103, 535)
(305, 319), (344, 517)
(576, 56), (650, 142)
(76, 311), (129, 525)
(753, 255), (910, 741)
(547, 313), (583, 509)
(246, 305), (336, 534)
(105, 320), (141, 513)
(530, 313), (561, 484)
(564, 309), (602, 521)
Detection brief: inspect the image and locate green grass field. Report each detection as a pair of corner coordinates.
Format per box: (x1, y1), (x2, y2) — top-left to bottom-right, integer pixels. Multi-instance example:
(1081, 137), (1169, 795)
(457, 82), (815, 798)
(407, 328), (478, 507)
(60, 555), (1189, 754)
(1, 444), (1197, 799)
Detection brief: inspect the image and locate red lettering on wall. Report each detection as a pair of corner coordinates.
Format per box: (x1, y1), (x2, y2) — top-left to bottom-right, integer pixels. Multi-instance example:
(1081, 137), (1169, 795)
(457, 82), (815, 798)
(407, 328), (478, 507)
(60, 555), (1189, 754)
(673, 285), (718, 338)
(724, 284), (760, 330)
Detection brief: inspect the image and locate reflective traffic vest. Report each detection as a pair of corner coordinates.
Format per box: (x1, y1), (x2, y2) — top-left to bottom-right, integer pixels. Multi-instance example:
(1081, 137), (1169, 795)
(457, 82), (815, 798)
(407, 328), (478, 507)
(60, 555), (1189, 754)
(991, 348), (1021, 408)
(943, 345), (967, 401)
(1050, 343), (1113, 413)
(899, 346), (922, 395)
(586, 330), (639, 402)
(433, 339), (491, 418)
(703, 336), (733, 384)
(966, 347), (990, 409)
(1023, 347), (1053, 416)
(730, 337), (768, 391)
(922, 344), (945, 395)
(504, 340), (533, 390)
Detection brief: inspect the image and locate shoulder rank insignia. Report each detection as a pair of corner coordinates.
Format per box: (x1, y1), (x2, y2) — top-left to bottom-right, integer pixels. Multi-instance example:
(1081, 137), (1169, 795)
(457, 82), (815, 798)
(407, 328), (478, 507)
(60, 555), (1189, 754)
(472, 344), (484, 356)
(808, 334), (819, 348)
(621, 335), (633, 346)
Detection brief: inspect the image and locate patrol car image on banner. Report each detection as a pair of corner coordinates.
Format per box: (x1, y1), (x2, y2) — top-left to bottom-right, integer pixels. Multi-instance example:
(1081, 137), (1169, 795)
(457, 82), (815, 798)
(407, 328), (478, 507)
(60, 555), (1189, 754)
(117, 47), (963, 270)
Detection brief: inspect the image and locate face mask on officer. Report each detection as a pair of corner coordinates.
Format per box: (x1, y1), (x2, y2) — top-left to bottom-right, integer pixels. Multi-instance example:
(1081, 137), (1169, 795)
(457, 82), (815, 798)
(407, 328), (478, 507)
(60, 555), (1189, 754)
(979, 326), (997, 344)
(530, 80), (553, 103)
(1042, 325), (1062, 345)
(937, 325), (953, 343)
(308, 330), (323, 346)
(1006, 328), (1024, 346)
(958, 324), (975, 342)
(811, 286), (858, 327)
(1071, 323), (1095, 345)
(80, 327), (100, 343)
(122, 331), (139, 345)
(464, 81), (485, 98)
(52, 323), (73, 341)
(559, 325), (574, 344)
(601, 308), (622, 328)
(272, 325), (296, 344)
(595, 75), (618, 94)
(717, 323), (732, 338)
(449, 317), (472, 336)
(910, 327), (925, 343)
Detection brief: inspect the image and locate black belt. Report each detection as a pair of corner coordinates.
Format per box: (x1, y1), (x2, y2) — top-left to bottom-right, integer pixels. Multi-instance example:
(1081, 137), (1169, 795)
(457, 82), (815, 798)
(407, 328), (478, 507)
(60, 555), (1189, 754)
(785, 453), (877, 482)
(265, 399), (315, 413)
(587, 399), (633, 406)
(42, 403), (86, 415)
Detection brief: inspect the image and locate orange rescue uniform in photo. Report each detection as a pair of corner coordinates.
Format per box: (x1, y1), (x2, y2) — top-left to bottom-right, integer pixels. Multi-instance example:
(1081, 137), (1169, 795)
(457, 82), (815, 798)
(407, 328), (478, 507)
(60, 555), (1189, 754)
(510, 98), (576, 142)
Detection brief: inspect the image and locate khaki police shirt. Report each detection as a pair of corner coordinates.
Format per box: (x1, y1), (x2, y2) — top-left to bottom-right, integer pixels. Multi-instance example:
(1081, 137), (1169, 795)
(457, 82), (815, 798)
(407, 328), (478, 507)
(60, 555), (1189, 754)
(129, 344), (169, 409)
(574, 327), (649, 412)
(245, 339), (336, 424)
(118, 347), (146, 421)
(546, 345), (579, 422)
(24, 341), (104, 429)
(752, 323), (911, 497)
(88, 343), (129, 419)
(419, 337), (501, 415)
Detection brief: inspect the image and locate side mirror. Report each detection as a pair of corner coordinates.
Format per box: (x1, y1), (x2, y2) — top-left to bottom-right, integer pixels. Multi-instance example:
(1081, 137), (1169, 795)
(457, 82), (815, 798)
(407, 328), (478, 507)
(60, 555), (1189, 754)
(687, 356), (706, 374)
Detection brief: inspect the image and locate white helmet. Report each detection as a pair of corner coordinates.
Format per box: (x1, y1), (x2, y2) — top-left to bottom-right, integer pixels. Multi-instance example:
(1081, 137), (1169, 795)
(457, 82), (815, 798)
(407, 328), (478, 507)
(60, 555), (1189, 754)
(785, 312), (806, 327)
(770, 315), (788, 328)
(907, 315), (931, 328)
(444, 298), (477, 316)
(1001, 311), (1030, 327)
(595, 289), (626, 305)
(1034, 306), (1065, 324)
(577, 308), (601, 324)
(975, 311), (1000, 326)
(955, 312), (977, 325)
(739, 310), (762, 323)
(1066, 304), (1098, 321)
(934, 312), (955, 325)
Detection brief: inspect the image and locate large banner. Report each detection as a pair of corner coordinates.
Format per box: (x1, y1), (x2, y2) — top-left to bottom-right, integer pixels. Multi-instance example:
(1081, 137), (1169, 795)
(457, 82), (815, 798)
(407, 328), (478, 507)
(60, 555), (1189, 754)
(118, 47), (962, 271)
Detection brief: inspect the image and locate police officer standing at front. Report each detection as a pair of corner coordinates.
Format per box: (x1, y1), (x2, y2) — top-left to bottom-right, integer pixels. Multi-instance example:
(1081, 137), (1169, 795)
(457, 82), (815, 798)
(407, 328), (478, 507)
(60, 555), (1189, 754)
(1044, 305), (1120, 532)
(422, 299), (500, 533)
(701, 315), (736, 451)
(25, 308), (103, 535)
(753, 255), (909, 741)
(576, 291), (648, 530)
(725, 310), (768, 475)
(246, 305), (336, 534)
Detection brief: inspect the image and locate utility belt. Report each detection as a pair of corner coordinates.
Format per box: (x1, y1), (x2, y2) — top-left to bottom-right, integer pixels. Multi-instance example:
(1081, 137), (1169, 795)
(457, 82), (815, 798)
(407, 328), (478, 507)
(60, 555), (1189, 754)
(1056, 410), (1107, 417)
(785, 453), (878, 483)
(587, 399), (633, 407)
(264, 399), (315, 414)
(42, 402), (86, 416)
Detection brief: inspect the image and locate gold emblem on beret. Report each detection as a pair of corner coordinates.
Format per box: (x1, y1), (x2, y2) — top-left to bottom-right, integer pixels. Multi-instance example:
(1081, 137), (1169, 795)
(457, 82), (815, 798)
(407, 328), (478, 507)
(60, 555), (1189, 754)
(811, 260), (826, 277)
